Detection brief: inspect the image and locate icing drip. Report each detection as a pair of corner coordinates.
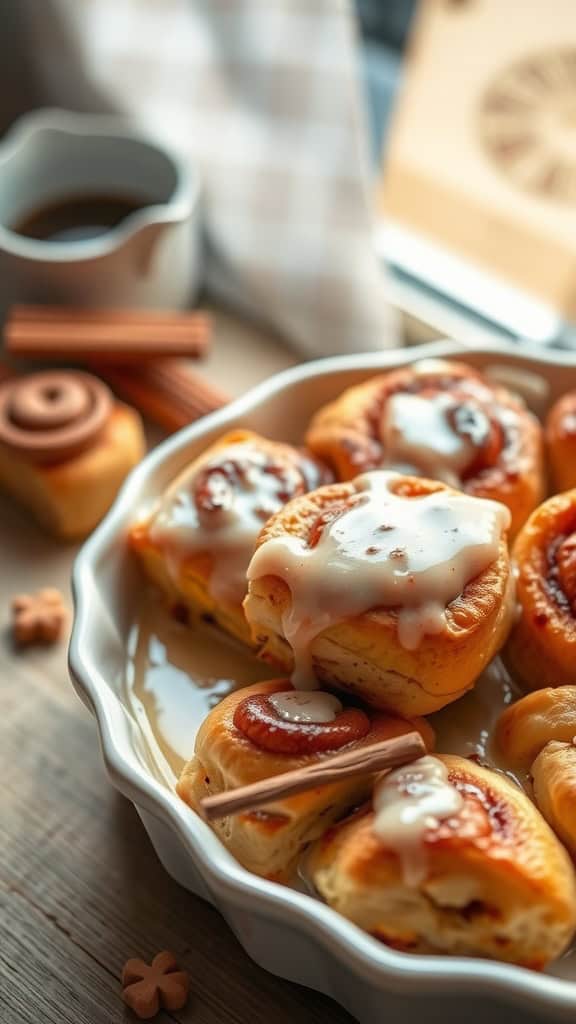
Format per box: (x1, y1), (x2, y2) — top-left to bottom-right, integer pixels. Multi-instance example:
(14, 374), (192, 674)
(268, 691), (342, 724)
(380, 392), (488, 486)
(247, 471), (510, 688)
(372, 755), (463, 886)
(150, 441), (316, 605)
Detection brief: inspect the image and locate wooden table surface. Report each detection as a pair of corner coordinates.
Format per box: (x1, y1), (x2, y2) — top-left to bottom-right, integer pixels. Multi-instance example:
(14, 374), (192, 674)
(0, 310), (355, 1024)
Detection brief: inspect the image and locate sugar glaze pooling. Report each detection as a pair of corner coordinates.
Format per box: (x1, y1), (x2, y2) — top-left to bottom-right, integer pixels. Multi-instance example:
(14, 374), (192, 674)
(372, 755), (463, 887)
(380, 392), (484, 486)
(268, 691), (342, 723)
(247, 471), (510, 688)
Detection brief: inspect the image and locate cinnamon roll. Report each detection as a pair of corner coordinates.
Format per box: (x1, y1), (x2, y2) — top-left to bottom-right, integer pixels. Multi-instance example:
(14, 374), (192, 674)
(244, 470), (514, 716)
(546, 390), (576, 493)
(531, 741), (576, 860)
(0, 370), (144, 538)
(496, 687), (576, 774)
(496, 689), (576, 858)
(308, 754), (576, 968)
(504, 489), (576, 690)
(130, 430), (330, 646)
(176, 679), (433, 880)
(306, 359), (544, 538)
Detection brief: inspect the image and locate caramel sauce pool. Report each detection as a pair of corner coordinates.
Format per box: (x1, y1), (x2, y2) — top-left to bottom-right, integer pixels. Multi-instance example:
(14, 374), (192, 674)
(124, 593), (270, 784)
(123, 592), (521, 787)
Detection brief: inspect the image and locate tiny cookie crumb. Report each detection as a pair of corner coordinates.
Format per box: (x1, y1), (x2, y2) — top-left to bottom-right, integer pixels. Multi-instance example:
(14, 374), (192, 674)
(122, 951), (190, 1019)
(11, 588), (67, 646)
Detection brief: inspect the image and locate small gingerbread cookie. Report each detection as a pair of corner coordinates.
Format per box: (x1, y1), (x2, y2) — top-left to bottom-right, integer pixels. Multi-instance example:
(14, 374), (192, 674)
(11, 588), (67, 646)
(122, 951), (190, 1019)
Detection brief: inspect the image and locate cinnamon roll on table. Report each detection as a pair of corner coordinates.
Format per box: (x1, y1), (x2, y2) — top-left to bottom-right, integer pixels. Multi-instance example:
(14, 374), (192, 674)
(308, 754), (576, 968)
(0, 370), (144, 538)
(244, 470), (514, 716)
(504, 489), (576, 689)
(176, 679), (433, 880)
(306, 359), (544, 538)
(130, 429), (330, 645)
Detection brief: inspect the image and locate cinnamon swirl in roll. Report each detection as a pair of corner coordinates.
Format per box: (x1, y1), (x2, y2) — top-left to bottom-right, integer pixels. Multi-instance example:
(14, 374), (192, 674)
(308, 754), (576, 967)
(0, 370), (144, 538)
(504, 489), (576, 690)
(130, 430), (330, 645)
(177, 679), (433, 880)
(306, 359), (544, 538)
(546, 390), (576, 493)
(244, 471), (514, 716)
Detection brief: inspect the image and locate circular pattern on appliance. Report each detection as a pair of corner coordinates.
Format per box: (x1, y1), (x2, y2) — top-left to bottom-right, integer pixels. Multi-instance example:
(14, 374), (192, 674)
(479, 48), (576, 202)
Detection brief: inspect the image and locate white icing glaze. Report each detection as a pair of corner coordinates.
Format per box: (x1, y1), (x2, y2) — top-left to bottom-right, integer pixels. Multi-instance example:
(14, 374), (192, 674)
(372, 755), (463, 886)
(380, 392), (482, 486)
(268, 690), (342, 723)
(150, 441), (308, 605)
(247, 471), (510, 688)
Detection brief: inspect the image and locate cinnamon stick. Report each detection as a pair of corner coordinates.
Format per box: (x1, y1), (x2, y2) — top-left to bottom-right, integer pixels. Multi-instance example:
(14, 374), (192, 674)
(5, 304), (212, 361)
(98, 360), (229, 432)
(200, 731), (426, 820)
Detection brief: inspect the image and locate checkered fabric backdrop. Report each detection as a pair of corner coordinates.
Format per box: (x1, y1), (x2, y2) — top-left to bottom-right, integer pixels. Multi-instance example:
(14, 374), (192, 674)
(17, 0), (398, 356)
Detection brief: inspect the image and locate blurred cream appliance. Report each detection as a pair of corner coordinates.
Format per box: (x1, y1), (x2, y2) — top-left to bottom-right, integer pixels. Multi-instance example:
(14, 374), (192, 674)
(379, 0), (576, 346)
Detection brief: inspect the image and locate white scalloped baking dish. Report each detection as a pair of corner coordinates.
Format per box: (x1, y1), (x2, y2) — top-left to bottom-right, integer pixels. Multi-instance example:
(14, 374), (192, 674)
(69, 341), (576, 1024)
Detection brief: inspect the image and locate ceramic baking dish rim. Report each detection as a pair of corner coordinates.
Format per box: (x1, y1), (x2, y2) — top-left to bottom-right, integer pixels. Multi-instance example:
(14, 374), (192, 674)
(69, 340), (576, 1016)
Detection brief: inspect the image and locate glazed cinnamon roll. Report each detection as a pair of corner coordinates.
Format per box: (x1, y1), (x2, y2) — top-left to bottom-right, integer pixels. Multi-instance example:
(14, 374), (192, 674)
(308, 754), (576, 967)
(176, 679), (433, 880)
(244, 470), (514, 716)
(306, 359), (544, 538)
(546, 390), (576, 493)
(504, 489), (576, 690)
(130, 430), (330, 645)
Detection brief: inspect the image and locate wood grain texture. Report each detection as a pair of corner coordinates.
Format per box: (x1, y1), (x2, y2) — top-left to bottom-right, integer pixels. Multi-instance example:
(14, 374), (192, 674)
(0, 311), (353, 1023)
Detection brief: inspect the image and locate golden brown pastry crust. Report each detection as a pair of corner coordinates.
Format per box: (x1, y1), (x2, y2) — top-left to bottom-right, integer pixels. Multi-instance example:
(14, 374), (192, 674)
(176, 679), (434, 880)
(306, 359), (544, 538)
(244, 475), (514, 716)
(504, 489), (576, 690)
(0, 402), (144, 539)
(495, 686), (576, 774)
(531, 740), (576, 859)
(131, 429), (329, 646)
(308, 755), (576, 968)
(546, 391), (576, 493)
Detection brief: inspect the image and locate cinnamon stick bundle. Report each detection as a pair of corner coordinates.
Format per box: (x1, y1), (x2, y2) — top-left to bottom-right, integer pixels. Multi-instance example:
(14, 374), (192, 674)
(5, 304), (212, 361)
(99, 360), (230, 432)
(200, 731), (426, 820)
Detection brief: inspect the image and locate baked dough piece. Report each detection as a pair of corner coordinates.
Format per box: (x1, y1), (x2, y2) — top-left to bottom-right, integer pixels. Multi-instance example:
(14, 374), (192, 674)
(306, 359), (544, 538)
(244, 472), (514, 716)
(495, 686), (576, 774)
(0, 402), (144, 539)
(504, 490), (576, 690)
(546, 390), (576, 493)
(531, 740), (576, 859)
(308, 755), (576, 968)
(131, 429), (329, 646)
(176, 679), (434, 880)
